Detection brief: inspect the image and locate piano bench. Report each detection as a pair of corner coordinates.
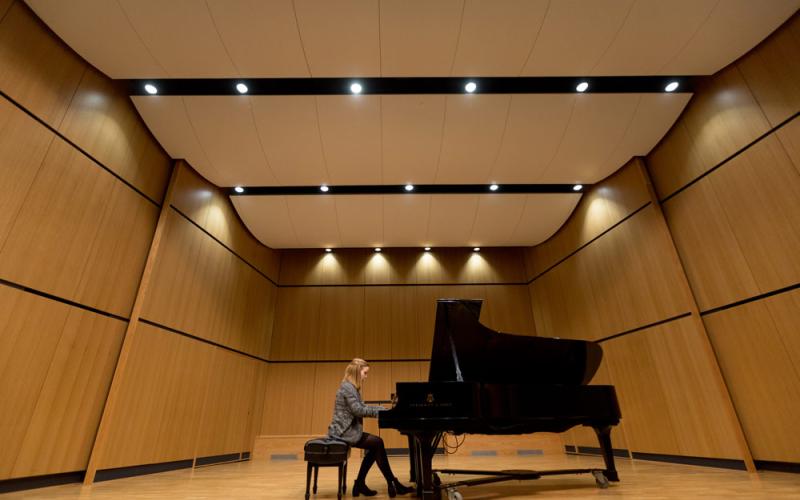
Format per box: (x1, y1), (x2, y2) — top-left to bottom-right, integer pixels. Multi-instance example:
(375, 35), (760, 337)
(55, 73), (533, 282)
(303, 438), (350, 500)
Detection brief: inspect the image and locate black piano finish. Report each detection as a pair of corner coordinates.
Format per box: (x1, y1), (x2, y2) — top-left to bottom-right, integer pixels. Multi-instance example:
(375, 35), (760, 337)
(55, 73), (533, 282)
(379, 299), (622, 499)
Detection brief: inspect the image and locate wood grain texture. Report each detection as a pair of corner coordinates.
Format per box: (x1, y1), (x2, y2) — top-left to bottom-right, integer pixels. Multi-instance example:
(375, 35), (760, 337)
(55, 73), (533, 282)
(316, 286), (365, 359)
(259, 363), (316, 436)
(602, 318), (743, 459)
(0, 96), (54, 251)
(95, 323), (215, 470)
(737, 13), (800, 127)
(170, 164), (281, 282)
(0, 286), (125, 480)
(777, 116), (800, 176)
(0, 1), (84, 128)
(703, 289), (800, 462)
(0, 136), (157, 318)
(57, 66), (171, 203)
(525, 160), (650, 280)
(663, 134), (800, 311)
(269, 287), (322, 360)
(648, 65), (771, 199)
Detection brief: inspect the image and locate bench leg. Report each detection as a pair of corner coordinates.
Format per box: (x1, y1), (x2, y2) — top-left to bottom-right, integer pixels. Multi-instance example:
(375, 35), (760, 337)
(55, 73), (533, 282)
(305, 463), (312, 500)
(313, 465), (319, 494)
(342, 460), (348, 495)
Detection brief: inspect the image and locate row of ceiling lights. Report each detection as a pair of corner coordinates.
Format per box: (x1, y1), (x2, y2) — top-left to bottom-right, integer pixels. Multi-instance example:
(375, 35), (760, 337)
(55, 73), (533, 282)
(143, 80), (680, 95)
(232, 183), (584, 193)
(325, 246), (480, 253)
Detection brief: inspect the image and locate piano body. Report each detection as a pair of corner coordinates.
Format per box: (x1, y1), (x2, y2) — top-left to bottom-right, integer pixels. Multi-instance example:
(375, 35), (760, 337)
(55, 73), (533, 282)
(378, 299), (622, 499)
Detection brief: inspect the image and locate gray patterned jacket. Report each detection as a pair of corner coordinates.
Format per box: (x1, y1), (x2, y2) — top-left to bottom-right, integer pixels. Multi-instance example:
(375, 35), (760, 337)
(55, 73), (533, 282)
(327, 381), (384, 444)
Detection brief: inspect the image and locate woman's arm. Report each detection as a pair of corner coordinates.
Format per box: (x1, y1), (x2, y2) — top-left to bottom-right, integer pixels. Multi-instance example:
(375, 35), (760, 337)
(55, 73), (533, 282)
(342, 384), (383, 418)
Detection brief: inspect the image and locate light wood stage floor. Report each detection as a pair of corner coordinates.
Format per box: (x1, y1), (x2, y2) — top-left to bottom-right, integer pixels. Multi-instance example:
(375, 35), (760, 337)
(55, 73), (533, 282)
(5, 454), (799, 499)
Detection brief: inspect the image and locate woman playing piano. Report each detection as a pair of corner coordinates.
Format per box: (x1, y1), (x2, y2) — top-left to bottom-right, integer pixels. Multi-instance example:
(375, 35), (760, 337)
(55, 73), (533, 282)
(328, 358), (414, 497)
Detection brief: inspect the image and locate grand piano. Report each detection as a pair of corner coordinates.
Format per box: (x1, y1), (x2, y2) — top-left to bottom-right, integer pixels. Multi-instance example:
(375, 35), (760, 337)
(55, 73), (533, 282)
(379, 299), (622, 500)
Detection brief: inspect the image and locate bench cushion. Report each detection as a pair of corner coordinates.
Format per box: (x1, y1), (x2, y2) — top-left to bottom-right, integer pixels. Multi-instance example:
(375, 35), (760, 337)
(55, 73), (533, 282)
(304, 437), (350, 464)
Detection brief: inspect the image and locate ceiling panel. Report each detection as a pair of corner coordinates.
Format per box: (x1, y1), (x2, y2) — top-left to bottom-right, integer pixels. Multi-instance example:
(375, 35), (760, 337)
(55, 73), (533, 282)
(205, 0), (310, 77)
(231, 195), (298, 248)
(521, 0), (635, 76)
(511, 194), (582, 245)
(250, 96), (328, 185)
(380, 0), (462, 76)
(451, 0), (549, 76)
(286, 196), (340, 247)
(183, 96), (278, 185)
(334, 196), (384, 246)
(469, 195), (527, 245)
(381, 95), (445, 184)
(316, 96), (382, 184)
(490, 94), (576, 183)
(426, 195), (481, 246)
(294, 0), (380, 76)
(436, 95), (511, 183)
(382, 195), (431, 246)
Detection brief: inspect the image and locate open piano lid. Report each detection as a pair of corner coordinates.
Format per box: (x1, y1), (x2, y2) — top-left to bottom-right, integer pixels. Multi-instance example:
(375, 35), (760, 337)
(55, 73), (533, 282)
(428, 299), (603, 386)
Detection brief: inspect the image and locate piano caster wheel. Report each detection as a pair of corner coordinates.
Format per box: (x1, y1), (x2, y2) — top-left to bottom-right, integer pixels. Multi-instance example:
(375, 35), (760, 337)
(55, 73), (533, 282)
(445, 488), (463, 500)
(592, 470), (610, 489)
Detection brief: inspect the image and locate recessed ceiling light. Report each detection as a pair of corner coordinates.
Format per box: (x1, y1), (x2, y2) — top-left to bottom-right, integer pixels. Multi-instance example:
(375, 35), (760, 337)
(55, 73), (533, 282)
(144, 83), (158, 95)
(576, 81), (589, 92)
(234, 186), (244, 193)
(573, 184), (583, 191)
(473, 247), (481, 252)
(665, 81), (679, 92)
(465, 81), (477, 93)
(350, 82), (363, 94)
(489, 184), (499, 191)
(320, 185), (329, 192)
(404, 184), (414, 192)
(325, 248), (332, 253)
(424, 247), (431, 251)
(374, 247), (382, 252)
(236, 82), (248, 94)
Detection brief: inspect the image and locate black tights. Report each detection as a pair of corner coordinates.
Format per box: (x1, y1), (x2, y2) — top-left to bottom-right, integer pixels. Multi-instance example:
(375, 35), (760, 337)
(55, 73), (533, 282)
(353, 433), (395, 484)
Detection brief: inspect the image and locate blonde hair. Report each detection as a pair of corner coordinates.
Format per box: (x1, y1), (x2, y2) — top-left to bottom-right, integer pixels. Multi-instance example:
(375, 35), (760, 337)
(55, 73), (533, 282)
(343, 358), (369, 390)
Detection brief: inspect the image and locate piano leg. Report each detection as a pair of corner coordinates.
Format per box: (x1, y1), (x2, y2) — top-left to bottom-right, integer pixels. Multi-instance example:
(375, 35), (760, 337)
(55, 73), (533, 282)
(414, 432), (441, 500)
(407, 434), (417, 483)
(593, 425), (619, 482)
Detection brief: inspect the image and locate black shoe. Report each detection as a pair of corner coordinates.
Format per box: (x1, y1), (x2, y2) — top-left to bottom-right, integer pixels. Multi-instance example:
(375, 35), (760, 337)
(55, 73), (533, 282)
(387, 478), (414, 497)
(352, 480), (377, 497)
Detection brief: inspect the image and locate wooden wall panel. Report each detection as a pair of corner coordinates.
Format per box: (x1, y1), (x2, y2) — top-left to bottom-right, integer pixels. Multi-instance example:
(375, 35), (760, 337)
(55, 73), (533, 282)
(171, 165), (281, 281)
(195, 349), (261, 458)
(0, 137), (157, 317)
(703, 290), (800, 462)
(663, 134), (800, 311)
(57, 67), (171, 203)
(96, 323), (215, 470)
(310, 363), (347, 436)
(737, 14), (800, 127)
(141, 210), (275, 358)
(270, 287), (321, 360)
(0, 96), (54, 249)
(260, 363), (316, 436)
(0, 286), (125, 479)
(778, 116), (800, 174)
(603, 318), (742, 459)
(648, 66), (772, 199)
(482, 285), (535, 336)
(0, 1), (84, 128)
(524, 159), (650, 280)
(317, 287), (365, 360)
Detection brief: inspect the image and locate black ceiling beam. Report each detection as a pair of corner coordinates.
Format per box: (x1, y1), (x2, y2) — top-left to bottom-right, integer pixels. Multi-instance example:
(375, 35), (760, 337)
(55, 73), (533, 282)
(226, 184), (588, 196)
(127, 76), (697, 96)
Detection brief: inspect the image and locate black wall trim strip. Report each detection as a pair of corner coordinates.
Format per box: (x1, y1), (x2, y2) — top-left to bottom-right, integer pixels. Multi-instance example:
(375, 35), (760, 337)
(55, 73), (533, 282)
(0, 90), (161, 208)
(564, 445), (577, 453)
(281, 281), (528, 288)
(242, 451), (251, 460)
(127, 76), (697, 96)
(95, 459), (194, 482)
(596, 312), (692, 343)
(0, 277), (129, 322)
(138, 318), (268, 364)
(700, 282), (800, 316)
(631, 452), (746, 470)
(660, 111), (800, 204)
(754, 460), (800, 474)
(527, 202), (651, 285)
(195, 453), (242, 467)
(0, 471), (83, 494)
(228, 183), (588, 196)
(170, 206), (278, 287)
(575, 446), (630, 458)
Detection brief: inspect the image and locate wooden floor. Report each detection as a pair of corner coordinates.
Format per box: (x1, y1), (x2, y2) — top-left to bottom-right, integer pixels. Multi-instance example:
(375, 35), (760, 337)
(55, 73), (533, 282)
(5, 454), (800, 499)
